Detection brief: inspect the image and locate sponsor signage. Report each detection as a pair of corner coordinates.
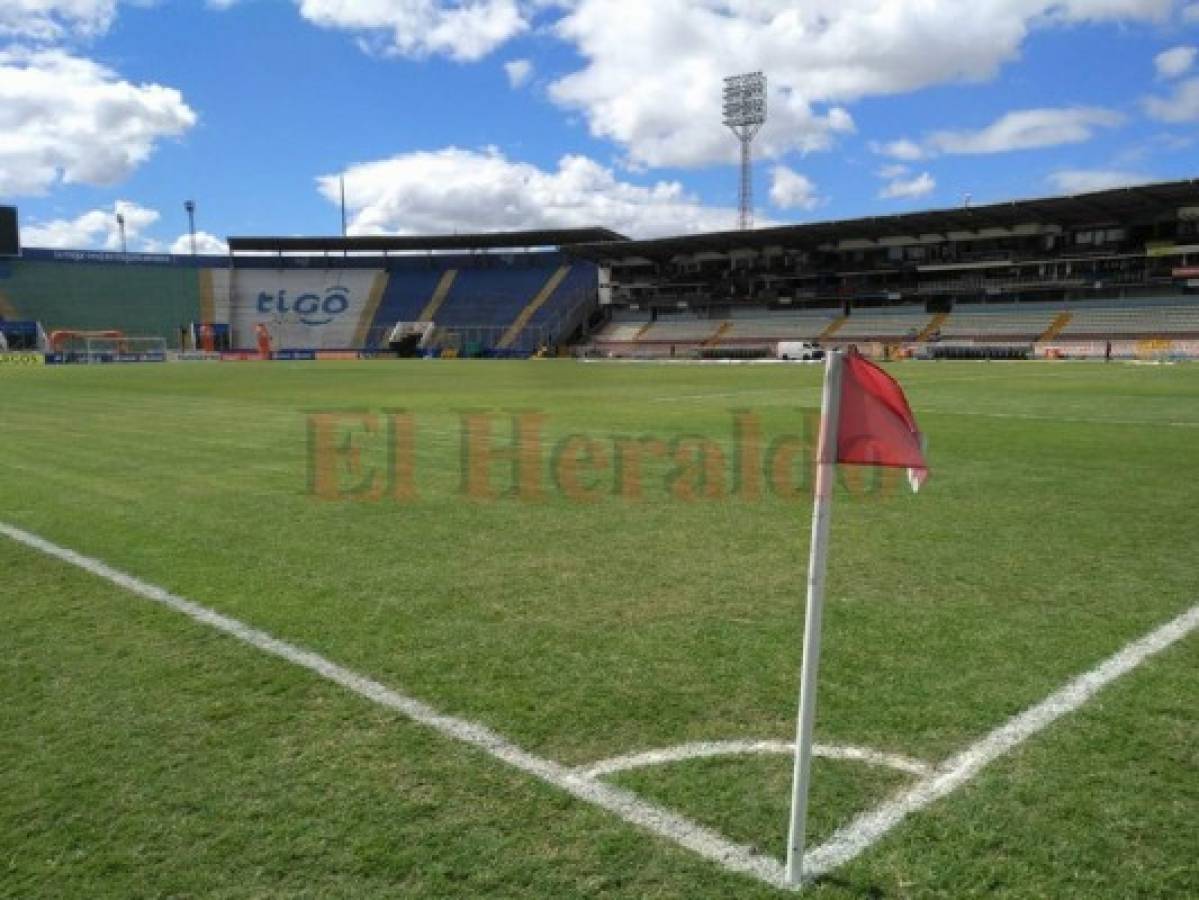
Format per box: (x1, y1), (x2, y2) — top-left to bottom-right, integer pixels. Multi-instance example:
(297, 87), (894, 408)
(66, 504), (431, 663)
(274, 349), (317, 361)
(1172, 266), (1199, 278)
(316, 350), (360, 360)
(256, 287), (351, 327)
(0, 351), (44, 366)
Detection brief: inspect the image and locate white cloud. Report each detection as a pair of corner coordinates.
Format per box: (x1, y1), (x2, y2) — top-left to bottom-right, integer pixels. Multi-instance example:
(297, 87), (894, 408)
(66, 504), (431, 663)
(295, 0), (527, 62)
(876, 163), (910, 179)
(170, 230), (228, 254)
(0, 48), (196, 196)
(504, 57), (533, 88)
(0, 0), (116, 41)
(545, 0), (1169, 169)
(21, 200), (159, 250)
(1048, 169), (1152, 193)
(926, 107), (1123, 154)
(870, 139), (927, 161)
(879, 171), (935, 200)
(1144, 75), (1199, 121)
(768, 165), (820, 210)
(1183, 3), (1199, 23)
(1155, 45), (1196, 79)
(873, 107), (1124, 163)
(319, 147), (754, 238)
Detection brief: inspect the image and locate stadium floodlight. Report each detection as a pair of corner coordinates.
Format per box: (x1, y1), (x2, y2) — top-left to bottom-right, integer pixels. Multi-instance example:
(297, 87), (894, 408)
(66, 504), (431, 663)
(115, 212), (127, 256)
(185, 200), (197, 256)
(723, 72), (767, 231)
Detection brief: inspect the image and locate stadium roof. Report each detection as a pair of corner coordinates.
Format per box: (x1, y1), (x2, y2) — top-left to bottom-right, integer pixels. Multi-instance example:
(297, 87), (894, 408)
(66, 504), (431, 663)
(566, 178), (1199, 262)
(227, 227), (628, 254)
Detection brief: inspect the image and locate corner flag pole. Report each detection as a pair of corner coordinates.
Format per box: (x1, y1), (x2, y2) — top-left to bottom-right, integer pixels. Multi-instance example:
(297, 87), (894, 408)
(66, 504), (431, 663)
(786, 348), (844, 887)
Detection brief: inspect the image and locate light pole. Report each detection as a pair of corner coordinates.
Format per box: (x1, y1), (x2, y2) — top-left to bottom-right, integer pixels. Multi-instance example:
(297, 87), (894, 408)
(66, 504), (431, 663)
(723, 72), (767, 231)
(115, 212), (127, 256)
(184, 200), (196, 256)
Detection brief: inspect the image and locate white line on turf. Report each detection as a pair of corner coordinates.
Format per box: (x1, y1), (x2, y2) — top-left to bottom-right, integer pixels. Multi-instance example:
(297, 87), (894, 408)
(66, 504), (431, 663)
(0, 521), (789, 890)
(3, 519), (1196, 891)
(578, 740), (932, 779)
(801, 601), (1199, 883)
(917, 409), (1199, 428)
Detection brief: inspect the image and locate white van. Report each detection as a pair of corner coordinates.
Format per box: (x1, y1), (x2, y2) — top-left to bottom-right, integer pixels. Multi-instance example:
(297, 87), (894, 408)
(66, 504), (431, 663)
(776, 341), (825, 361)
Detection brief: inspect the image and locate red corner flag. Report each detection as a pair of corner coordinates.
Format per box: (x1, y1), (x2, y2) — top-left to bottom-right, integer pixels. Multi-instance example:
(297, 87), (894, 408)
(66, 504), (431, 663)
(787, 348), (929, 887)
(832, 349), (928, 491)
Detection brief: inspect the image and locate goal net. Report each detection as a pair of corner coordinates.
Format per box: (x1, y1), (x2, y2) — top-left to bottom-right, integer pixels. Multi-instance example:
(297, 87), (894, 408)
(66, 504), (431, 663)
(68, 335), (168, 364)
(386, 321), (436, 357)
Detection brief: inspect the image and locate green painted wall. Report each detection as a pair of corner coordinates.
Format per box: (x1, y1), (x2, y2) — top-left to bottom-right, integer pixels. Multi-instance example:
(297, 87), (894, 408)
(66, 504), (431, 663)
(0, 260), (203, 348)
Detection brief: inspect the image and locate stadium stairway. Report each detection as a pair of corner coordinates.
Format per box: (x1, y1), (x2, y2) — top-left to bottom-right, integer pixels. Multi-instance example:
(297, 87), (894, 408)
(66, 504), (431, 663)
(418, 270), (458, 321)
(498, 265), (572, 349)
(818, 315), (848, 341)
(1038, 311), (1073, 343)
(916, 312), (948, 342)
(366, 267), (448, 348)
(704, 321), (732, 346)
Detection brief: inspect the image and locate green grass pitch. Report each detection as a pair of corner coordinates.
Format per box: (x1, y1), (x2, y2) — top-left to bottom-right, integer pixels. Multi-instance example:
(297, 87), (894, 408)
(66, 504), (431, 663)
(1, 359), (1196, 897)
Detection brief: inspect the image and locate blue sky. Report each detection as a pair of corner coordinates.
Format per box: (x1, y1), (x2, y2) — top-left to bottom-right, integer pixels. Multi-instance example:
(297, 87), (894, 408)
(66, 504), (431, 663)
(3, 1), (1199, 252)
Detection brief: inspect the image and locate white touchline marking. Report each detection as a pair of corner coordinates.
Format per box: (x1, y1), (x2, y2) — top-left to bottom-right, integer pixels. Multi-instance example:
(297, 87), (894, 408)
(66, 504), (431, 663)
(578, 741), (931, 779)
(642, 367), (1083, 405)
(801, 602), (1199, 883)
(0, 521), (789, 891)
(917, 408), (1199, 429)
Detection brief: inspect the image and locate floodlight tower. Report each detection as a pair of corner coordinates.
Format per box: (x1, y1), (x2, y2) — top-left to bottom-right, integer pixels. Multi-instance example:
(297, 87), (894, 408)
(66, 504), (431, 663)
(723, 72), (767, 231)
(184, 200), (197, 255)
(115, 212), (127, 256)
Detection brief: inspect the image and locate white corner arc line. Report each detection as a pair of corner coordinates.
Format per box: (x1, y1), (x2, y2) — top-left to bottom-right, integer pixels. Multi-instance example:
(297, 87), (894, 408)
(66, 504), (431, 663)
(0, 522), (788, 891)
(801, 601), (1199, 883)
(578, 741), (931, 779)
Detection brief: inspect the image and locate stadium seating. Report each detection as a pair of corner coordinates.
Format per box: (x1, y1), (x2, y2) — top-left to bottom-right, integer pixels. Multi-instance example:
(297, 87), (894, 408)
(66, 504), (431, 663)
(937, 305), (1061, 341)
(1057, 301), (1199, 338)
(0, 259), (202, 348)
(834, 306), (933, 341)
(636, 316), (723, 343)
(432, 254), (589, 350)
(720, 310), (838, 341)
(365, 266), (448, 348)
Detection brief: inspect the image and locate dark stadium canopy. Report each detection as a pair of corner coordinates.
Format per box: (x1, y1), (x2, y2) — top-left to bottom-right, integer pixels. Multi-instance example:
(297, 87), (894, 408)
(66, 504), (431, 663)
(567, 179), (1199, 262)
(227, 227), (628, 254)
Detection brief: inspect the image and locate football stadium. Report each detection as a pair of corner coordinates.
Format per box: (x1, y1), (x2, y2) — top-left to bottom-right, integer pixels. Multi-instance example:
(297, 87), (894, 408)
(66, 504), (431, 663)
(5, 1), (1199, 891)
(2, 171), (1197, 897)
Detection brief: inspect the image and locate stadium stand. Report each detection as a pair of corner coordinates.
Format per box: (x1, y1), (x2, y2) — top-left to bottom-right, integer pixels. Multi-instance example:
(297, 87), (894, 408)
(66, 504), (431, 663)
(833, 306), (932, 341)
(0, 253), (203, 348)
(936, 305), (1062, 341)
(571, 179), (1199, 359)
(1057, 299), (1199, 338)
(9, 182), (1199, 360)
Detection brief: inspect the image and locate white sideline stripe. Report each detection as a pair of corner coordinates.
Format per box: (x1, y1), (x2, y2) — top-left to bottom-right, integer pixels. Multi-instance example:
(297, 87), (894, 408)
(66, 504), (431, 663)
(802, 602), (1199, 882)
(579, 740), (931, 779)
(0, 522), (788, 890)
(919, 408), (1199, 429)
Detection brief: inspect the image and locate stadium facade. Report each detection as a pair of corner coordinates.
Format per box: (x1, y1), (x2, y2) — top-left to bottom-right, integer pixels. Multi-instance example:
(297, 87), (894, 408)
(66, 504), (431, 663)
(3, 181), (1199, 360)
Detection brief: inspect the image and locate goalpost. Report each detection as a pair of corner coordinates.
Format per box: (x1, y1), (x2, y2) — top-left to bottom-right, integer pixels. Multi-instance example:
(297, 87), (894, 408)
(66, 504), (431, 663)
(70, 335), (168, 364)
